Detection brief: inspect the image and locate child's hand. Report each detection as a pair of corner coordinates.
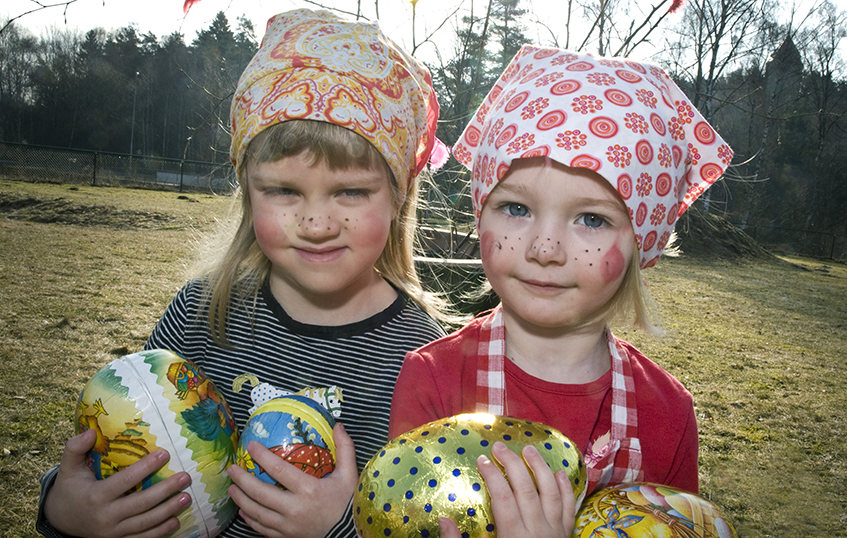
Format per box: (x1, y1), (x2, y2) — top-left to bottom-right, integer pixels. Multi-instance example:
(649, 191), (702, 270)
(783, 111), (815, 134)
(227, 422), (359, 538)
(439, 441), (576, 538)
(43, 428), (193, 538)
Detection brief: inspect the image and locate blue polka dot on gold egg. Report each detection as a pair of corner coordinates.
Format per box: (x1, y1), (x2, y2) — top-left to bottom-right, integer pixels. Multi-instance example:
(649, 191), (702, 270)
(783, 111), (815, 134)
(352, 413), (586, 538)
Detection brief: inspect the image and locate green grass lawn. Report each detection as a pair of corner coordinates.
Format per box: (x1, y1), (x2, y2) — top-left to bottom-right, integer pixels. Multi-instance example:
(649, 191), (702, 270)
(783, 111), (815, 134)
(1, 180), (845, 537)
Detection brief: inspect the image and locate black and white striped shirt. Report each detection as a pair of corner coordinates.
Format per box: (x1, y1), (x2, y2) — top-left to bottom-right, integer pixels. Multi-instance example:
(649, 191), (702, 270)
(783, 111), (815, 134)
(144, 278), (445, 538)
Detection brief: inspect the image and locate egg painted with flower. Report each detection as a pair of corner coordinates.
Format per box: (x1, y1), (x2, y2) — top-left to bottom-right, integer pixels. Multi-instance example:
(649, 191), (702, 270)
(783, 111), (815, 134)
(352, 413), (586, 538)
(75, 349), (238, 538)
(573, 483), (738, 538)
(237, 394), (337, 485)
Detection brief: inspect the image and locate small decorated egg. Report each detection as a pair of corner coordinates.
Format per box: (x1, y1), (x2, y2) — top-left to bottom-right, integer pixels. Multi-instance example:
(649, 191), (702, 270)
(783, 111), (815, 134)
(75, 349), (238, 538)
(353, 413), (587, 538)
(238, 394), (337, 485)
(573, 482), (738, 538)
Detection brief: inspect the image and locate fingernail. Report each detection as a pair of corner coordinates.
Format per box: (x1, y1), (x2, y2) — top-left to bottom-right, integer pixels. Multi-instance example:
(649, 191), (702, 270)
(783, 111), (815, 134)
(492, 441), (508, 453)
(178, 492), (191, 506)
(523, 445), (538, 457)
(178, 473), (191, 487)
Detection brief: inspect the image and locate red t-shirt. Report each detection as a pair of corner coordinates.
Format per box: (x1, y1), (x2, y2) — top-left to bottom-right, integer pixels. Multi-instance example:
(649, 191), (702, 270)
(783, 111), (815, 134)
(389, 315), (700, 495)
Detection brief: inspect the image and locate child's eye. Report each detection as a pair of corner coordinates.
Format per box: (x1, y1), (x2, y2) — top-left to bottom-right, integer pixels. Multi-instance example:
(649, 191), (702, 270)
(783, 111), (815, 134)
(268, 187), (296, 196)
(503, 203), (529, 217)
(579, 214), (606, 228)
(339, 189), (367, 198)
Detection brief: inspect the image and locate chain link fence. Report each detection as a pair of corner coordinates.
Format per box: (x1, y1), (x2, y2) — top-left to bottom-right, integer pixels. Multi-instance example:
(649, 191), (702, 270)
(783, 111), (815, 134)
(3, 141), (845, 263)
(0, 141), (237, 195)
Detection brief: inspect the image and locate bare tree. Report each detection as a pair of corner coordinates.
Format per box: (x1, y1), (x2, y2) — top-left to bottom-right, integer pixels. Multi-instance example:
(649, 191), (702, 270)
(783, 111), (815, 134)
(662, 0), (777, 212)
(1, 0), (81, 35)
(524, 0), (682, 57)
(799, 0), (847, 229)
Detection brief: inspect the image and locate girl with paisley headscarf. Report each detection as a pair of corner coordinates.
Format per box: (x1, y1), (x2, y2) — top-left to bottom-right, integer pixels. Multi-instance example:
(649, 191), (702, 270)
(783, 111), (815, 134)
(38, 9), (448, 538)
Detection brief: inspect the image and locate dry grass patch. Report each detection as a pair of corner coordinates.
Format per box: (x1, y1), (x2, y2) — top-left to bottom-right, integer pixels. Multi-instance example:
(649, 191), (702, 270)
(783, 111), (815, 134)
(1, 180), (846, 537)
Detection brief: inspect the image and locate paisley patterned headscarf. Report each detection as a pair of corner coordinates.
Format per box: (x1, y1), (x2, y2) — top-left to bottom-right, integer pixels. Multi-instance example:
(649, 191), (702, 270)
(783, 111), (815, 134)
(454, 45), (733, 268)
(230, 9), (439, 194)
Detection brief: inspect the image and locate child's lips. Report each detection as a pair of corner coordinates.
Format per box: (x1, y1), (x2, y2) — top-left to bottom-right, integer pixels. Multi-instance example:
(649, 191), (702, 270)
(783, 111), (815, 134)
(295, 246), (347, 263)
(521, 278), (571, 291)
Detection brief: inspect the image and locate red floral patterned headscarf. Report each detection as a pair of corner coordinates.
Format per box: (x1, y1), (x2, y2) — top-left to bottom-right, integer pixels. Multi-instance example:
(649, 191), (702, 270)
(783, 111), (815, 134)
(454, 45), (733, 268)
(230, 9), (439, 195)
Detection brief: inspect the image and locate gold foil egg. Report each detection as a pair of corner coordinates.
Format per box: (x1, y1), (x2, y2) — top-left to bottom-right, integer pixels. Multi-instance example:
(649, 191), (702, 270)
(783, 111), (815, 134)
(353, 413), (586, 538)
(573, 482), (738, 538)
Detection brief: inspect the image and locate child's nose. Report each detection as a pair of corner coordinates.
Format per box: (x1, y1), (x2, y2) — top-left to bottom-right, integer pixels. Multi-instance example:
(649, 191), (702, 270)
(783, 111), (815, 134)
(526, 233), (568, 265)
(296, 209), (341, 240)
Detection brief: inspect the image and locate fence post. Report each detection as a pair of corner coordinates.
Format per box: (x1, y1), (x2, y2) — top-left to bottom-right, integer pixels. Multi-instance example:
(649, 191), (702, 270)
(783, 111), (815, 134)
(179, 160), (184, 193)
(831, 233), (836, 260)
(92, 152), (98, 186)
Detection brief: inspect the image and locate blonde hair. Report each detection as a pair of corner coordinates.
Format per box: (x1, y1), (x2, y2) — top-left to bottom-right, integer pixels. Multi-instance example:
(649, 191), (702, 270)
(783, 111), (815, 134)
(601, 241), (662, 335)
(200, 120), (449, 346)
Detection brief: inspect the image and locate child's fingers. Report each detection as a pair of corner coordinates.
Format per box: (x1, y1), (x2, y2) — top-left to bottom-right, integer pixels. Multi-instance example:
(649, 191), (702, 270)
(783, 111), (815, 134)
(242, 441), (317, 495)
(112, 469), (192, 521)
(477, 450), (521, 527)
(438, 518), (463, 538)
(555, 470), (577, 536)
(329, 423), (359, 489)
(489, 442), (545, 522)
(227, 477), (282, 537)
(61, 428), (96, 460)
(520, 444), (563, 524)
(96, 449), (170, 498)
(54, 429), (98, 485)
(226, 465), (287, 536)
(227, 456), (291, 510)
(114, 488), (189, 538)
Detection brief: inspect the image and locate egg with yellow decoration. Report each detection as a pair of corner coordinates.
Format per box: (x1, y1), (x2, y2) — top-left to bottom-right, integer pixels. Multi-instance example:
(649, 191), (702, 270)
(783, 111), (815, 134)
(352, 413), (586, 538)
(572, 482), (738, 538)
(75, 349), (238, 538)
(237, 395), (337, 485)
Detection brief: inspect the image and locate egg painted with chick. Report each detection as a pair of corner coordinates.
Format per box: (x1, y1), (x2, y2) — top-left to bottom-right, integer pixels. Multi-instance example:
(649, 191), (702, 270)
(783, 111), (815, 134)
(75, 349), (238, 538)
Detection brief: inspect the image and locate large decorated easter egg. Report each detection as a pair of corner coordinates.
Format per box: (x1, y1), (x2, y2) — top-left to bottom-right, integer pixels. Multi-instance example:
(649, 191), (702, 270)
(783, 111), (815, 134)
(75, 349), (238, 538)
(573, 482), (738, 538)
(353, 413), (587, 538)
(237, 394), (337, 486)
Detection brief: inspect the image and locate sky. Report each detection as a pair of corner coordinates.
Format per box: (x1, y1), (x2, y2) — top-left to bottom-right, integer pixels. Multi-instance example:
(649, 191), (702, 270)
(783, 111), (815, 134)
(6, 0), (679, 64)
(5, 0), (834, 66)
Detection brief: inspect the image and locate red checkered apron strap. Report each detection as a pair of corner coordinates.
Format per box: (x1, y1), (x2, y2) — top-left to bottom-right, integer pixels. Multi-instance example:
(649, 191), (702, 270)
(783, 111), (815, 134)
(585, 327), (644, 491)
(475, 305), (506, 415)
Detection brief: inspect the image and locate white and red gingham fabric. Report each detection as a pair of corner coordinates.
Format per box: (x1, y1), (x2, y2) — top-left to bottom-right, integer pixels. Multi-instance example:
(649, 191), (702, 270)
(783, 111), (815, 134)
(475, 305), (506, 415)
(474, 306), (643, 491)
(454, 45), (733, 268)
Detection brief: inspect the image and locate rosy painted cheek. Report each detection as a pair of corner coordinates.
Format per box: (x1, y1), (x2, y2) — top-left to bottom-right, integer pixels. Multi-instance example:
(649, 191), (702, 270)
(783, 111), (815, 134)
(600, 243), (626, 283)
(480, 231), (497, 261)
(351, 213), (391, 247)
